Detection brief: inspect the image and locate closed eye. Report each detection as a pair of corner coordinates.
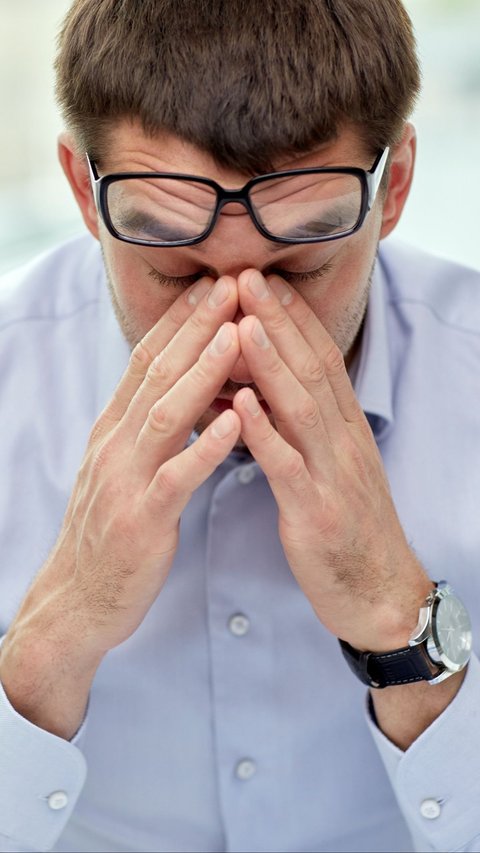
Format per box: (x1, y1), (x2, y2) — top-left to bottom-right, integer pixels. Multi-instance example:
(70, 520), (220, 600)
(270, 262), (333, 283)
(148, 268), (203, 287)
(148, 260), (333, 288)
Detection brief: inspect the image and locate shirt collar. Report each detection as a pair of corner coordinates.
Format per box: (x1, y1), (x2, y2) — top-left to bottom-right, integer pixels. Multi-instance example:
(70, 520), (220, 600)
(95, 248), (394, 439)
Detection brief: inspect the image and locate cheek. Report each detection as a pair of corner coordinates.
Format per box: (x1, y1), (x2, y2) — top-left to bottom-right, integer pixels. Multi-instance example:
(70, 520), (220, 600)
(102, 237), (178, 329)
(303, 233), (376, 330)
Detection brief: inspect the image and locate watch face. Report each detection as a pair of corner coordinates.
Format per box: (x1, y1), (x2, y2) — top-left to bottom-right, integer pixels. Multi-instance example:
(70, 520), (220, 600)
(433, 593), (473, 668)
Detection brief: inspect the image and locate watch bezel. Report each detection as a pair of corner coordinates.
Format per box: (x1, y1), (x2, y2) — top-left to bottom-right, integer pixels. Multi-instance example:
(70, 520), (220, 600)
(428, 589), (472, 672)
(410, 582), (472, 684)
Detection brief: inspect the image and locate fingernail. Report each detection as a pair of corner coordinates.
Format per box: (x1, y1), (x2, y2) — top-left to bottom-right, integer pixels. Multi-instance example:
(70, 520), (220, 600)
(187, 278), (212, 306)
(207, 279), (230, 308)
(269, 276), (293, 305)
(212, 410), (235, 438)
(243, 390), (261, 417)
(209, 324), (233, 355)
(251, 319), (270, 349)
(247, 271), (270, 301)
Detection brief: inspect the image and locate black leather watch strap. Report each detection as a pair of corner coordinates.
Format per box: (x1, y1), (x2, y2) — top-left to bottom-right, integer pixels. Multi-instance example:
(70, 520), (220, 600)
(339, 639), (440, 688)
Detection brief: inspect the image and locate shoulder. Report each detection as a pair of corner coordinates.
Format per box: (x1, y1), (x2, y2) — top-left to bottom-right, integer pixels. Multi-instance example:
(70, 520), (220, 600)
(378, 239), (480, 336)
(0, 233), (104, 329)
(0, 233), (104, 444)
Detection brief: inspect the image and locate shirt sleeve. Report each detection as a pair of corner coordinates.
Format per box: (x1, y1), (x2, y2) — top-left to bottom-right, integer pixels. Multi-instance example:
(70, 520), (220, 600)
(0, 671), (88, 852)
(367, 652), (480, 853)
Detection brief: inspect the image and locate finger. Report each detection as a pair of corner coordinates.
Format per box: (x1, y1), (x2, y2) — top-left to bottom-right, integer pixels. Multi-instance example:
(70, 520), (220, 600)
(265, 273), (364, 425)
(109, 275), (238, 444)
(142, 408), (241, 522)
(237, 315), (334, 476)
(91, 274), (237, 444)
(237, 269), (342, 434)
(238, 268), (337, 362)
(133, 322), (241, 484)
(232, 388), (317, 526)
(324, 344), (365, 425)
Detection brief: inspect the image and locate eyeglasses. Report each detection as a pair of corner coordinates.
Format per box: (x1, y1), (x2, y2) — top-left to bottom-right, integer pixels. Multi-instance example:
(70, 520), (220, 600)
(87, 147), (390, 248)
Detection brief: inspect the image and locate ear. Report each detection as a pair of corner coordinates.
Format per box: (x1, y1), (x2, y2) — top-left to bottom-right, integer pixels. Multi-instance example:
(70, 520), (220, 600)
(379, 123), (416, 240)
(57, 132), (100, 240)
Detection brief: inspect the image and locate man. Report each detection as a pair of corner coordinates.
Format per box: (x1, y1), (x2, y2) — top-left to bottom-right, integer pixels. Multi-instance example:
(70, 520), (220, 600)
(0, 0), (479, 850)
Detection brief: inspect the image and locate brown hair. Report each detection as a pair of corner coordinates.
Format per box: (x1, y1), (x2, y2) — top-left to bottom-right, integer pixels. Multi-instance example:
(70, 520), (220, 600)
(55, 0), (420, 174)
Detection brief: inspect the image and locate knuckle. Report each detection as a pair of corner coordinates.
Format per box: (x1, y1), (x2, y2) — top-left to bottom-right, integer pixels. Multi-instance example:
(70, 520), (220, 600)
(325, 343), (345, 373)
(147, 401), (173, 435)
(197, 350), (222, 383)
(98, 476), (126, 511)
(302, 351), (326, 385)
(266, 355), (285, 381)
(266, 310), (290, 335)
(192, 438), (215, 468)
(146, 350), (171, 387)
(188, 309), (211, 338)
(90, 439), (115, 478)
(87, 415), (107, 448)
(357, 416), (375, 442)
(295, 397), (321, 431)
(111, 509), (140, 554)
(130, 339), (155, 374)
(154, 464), (182, 500)
(337, 430), (366, 472)
(282, 449), (306, 482)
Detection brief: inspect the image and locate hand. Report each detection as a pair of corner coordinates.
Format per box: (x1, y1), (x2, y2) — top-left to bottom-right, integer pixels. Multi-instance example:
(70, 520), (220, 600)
(232, 269), (432, 652)
(0, 275), (242, 736)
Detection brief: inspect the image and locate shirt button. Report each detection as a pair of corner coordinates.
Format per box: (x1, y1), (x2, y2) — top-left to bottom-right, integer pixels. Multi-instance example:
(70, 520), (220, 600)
(228, 613), (250, 637)
(237, 466), (255, 485)
(47, 791), (69, 810)
(420, 799), (442, 820)
(235, 759), (257, 780)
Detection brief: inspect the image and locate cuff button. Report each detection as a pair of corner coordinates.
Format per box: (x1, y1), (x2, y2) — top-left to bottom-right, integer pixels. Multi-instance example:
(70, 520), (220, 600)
(420, 799), (442, 820)
(47, 791), (69, 810)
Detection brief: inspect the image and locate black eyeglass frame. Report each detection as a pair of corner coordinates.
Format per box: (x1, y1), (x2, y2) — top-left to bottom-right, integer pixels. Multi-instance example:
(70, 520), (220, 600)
(86, 146), (390, 248)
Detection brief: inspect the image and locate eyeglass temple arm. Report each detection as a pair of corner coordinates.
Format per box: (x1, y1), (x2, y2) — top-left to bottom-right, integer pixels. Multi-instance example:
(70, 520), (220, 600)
(85, 153), (101, 213)
(366, 147), (390, 211)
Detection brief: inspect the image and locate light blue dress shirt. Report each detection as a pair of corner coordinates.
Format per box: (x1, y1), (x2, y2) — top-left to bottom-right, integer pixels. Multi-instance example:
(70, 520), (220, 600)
(1, 234), (480, 853)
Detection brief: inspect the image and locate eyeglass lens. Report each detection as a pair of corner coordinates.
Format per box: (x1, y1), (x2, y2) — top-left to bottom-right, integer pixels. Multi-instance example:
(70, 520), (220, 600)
(105, 172), (364, 243)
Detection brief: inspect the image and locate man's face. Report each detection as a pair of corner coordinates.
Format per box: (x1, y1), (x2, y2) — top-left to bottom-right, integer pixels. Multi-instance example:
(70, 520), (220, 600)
(97, 122), (384, 438)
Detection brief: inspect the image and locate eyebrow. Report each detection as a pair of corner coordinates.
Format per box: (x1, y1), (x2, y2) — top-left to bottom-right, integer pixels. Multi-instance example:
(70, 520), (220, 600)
(117, 210), (194, 242)
(117, 208), (290, 252)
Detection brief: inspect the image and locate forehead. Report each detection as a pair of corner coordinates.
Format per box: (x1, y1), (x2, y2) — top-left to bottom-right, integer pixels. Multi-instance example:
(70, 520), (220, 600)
(101, 121), (372, 182)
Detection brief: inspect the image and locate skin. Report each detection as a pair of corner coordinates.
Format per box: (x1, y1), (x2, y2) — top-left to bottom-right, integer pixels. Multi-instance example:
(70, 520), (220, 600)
(0, 121), (464, 751)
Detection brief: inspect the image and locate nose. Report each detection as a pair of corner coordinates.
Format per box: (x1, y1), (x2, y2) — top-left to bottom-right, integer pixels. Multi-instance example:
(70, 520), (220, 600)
(190, 212), (274, 388)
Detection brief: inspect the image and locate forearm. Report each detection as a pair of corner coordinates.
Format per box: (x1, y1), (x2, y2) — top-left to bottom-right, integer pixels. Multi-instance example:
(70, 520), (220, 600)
(0, 593), (103, 741)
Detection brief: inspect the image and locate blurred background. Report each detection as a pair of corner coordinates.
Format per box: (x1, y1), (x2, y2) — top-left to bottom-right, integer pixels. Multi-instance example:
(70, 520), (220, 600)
(0, 0), (479, 276)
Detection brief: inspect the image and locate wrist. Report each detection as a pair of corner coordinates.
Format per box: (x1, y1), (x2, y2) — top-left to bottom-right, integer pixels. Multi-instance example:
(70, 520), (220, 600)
(340, 581), (472, 691)
(341, 575), (434, 654)
(371, 666), (467, 750)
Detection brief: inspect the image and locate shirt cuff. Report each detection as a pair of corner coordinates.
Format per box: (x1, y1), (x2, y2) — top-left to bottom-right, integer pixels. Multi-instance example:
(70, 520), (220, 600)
(0, 676), (87, 852)
(367, 652), (480, 852)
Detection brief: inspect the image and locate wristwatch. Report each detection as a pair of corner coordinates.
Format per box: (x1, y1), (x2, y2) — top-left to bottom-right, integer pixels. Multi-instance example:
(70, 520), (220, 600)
(339, 581), (473, 688)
